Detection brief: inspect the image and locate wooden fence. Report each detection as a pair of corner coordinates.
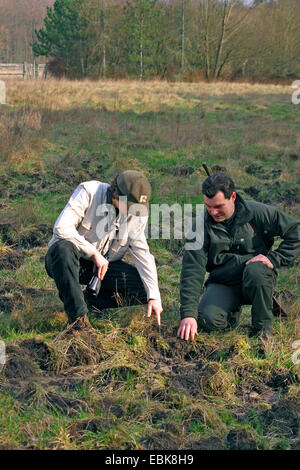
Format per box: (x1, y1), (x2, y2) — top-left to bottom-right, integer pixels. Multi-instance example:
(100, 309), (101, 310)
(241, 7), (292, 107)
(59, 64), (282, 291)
(0, 62), (46, 79)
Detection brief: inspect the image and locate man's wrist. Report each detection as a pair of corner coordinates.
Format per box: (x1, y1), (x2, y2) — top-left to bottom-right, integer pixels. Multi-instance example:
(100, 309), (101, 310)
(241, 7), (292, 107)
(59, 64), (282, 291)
(180, 313), (198, 321)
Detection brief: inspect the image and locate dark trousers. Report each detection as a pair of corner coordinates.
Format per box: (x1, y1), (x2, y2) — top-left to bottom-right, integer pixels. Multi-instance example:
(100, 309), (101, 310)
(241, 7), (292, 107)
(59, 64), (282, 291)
(198, 262), (277, 333)
(45, 239), (148, 323)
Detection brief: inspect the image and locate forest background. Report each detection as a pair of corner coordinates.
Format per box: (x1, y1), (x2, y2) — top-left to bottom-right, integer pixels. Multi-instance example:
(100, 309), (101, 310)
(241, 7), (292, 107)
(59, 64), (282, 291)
(1, 0), (300, 82)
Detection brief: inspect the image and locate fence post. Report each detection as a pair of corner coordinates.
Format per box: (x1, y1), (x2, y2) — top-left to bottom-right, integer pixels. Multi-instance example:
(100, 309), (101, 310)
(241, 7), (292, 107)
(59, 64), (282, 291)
(23, 62), (31, 80)
(43, 63), (48, 79)
(34, 61), (39, 79)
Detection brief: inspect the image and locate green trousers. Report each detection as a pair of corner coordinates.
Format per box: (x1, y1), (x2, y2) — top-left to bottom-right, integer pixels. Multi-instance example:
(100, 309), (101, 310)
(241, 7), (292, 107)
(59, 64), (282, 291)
(198, 262), (277, 333)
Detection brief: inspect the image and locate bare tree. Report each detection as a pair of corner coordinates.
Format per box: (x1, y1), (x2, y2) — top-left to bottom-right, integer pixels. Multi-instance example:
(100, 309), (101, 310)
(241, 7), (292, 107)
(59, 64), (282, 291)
(180, 0), (185, 78)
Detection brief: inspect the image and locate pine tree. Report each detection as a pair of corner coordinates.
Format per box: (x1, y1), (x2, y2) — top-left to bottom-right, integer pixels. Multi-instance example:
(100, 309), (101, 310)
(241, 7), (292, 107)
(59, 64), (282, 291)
(32, 0), (89, 78)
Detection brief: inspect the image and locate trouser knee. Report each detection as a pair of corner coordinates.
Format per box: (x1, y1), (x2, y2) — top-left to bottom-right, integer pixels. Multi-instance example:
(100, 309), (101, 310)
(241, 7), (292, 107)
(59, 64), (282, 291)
(49, 239), (78, 260)
(198, 306), (228, 332)
(243, 262), (275, 286)
(45, 240), (78, 278)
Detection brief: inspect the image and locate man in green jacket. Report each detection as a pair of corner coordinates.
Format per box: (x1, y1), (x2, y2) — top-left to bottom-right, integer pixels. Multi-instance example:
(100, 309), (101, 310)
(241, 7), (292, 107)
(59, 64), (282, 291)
(177, 173), (300, 341)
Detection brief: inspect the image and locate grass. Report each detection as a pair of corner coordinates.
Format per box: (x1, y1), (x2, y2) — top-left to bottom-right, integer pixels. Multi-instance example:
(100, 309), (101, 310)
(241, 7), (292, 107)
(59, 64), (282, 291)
(0, 78), (299, 450)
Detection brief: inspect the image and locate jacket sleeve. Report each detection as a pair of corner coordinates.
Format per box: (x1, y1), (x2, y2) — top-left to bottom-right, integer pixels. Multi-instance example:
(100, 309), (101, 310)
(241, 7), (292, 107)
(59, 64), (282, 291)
(128, 220), (161, 302)
(180, 218), (209, 320)
(52, 184), (98, 259)
(256, 204), (300, 269)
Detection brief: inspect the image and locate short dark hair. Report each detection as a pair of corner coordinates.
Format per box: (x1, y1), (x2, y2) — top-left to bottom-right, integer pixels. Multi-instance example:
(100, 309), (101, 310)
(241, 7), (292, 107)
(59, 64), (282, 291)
(108, 174), (120, 200)
(202, 173), (235, 199)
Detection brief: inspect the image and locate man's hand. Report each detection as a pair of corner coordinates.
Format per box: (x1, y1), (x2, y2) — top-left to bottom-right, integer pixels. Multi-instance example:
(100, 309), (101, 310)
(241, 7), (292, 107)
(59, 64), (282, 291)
(147, 299), (163, 326)
(91, 252), (109, 280)
(246, 254), (274, 270)
(177, 317), (198, 341)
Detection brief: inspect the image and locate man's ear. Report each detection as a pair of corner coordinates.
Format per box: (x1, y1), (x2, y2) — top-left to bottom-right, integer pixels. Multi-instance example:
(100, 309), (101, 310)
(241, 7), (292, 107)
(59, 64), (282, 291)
(112, 198), (119, 209)
(231, 192), (237, 202)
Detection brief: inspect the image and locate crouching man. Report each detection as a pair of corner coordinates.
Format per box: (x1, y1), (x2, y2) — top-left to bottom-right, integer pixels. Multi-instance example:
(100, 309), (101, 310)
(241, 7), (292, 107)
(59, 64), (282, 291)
(178, 172), (300, 341)
(45, 170), (163, 329)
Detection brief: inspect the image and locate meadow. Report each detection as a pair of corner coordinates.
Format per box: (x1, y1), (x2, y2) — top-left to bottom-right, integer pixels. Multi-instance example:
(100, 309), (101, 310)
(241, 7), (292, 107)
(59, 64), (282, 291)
(0, 79), (299, 450)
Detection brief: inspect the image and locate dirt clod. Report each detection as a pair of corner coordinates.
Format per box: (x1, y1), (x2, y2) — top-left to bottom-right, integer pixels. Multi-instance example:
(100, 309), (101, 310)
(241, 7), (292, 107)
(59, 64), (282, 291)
(53, 327), (103, 370)
(101, 365), (139, 384)
(0, 249), (26, 271)
(211, 165), (227, 173)
(3, 344), (37, 379)
(151, 388), (168, 402)
(19, 338), (52, 371)
(164, 338), (214, 362)
(68, 417), (112, 437)
(0, 281), (40, 313)
(206, 346), (235, 362)
(246, 163), (281, 180)
(188, 437), (226, 450)
(262, 399), (300, 436)
(3, 355), (36, 380)
(46, 392), (88, 416)
(227, 429), (258, 450)
(99, 399), (125, 418)
(142, 431), (181, 450)
(267, 371), (298, 391)
(0, 223), (52, 249)
(152, 410), (170, 424)
(163, 166), (196, 177)
(244, 181), (299, 206)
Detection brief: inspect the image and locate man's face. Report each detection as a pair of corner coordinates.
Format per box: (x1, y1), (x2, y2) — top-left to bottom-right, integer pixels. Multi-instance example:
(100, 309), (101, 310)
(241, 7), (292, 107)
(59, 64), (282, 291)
(204, 191), (236, 222)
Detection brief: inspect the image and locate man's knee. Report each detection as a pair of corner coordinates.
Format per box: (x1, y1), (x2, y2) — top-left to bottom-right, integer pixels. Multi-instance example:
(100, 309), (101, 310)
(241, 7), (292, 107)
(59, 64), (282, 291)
(51, 240), (77, 257)
(47, 240), (79, 266)
(45, 240), (79, 278)
(243, 262), (274, 285)
(198, 305), (228, 332)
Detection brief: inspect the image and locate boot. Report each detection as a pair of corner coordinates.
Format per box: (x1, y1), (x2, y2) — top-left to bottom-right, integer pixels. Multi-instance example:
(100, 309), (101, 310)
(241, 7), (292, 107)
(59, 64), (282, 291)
(227, 308), (243, 330)
(65, 314), (94, 331)
(248, 327), (272, 340)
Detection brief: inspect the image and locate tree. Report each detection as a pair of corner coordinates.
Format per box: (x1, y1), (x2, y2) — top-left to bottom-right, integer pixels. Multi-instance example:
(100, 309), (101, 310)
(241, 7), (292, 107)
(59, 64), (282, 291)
(32, 0), (89, 78)
(180, 0), (186, 78)
(192, 0), (249, 80)
(0, 0), (52, 62)
(124, 0), (170, 79)
(79, 0), (108, 78)
(245, 0), (300, 80)
(0, 25), (10, 62)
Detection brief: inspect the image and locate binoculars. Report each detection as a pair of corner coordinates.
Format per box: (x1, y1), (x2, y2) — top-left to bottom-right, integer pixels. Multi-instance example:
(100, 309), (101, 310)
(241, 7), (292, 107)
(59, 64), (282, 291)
(86, 274), (101, 297)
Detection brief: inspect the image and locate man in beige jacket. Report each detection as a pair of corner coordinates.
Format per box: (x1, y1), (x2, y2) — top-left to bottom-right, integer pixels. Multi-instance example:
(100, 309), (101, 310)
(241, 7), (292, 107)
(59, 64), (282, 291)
(45, 171), (163, 329)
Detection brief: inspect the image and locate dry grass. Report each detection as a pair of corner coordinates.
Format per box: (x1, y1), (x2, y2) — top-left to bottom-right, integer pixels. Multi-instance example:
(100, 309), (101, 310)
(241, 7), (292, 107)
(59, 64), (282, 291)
(4, 78), (292, 111)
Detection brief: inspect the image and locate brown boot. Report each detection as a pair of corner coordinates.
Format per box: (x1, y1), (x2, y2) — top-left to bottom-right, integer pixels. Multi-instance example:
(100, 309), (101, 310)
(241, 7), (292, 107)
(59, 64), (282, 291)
(66, 314), (93, 331)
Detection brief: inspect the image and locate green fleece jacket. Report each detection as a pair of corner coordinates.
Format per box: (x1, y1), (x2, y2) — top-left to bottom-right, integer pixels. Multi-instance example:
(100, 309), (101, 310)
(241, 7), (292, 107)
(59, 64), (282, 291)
(180, 193), (300, 320)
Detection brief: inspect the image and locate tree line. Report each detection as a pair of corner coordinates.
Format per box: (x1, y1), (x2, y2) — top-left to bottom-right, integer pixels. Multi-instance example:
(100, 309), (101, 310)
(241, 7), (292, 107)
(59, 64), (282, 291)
(1, 0), (300, 82)
(0, 0), (54, 63)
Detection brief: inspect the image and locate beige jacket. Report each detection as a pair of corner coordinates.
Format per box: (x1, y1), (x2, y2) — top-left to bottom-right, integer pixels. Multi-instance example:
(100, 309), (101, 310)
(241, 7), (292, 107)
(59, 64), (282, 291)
(48, 180), (161, 301)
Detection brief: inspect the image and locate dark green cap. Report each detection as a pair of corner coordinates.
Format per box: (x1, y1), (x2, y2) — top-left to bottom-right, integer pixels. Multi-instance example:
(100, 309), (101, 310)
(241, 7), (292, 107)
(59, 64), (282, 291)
(117, 170), (151, 213)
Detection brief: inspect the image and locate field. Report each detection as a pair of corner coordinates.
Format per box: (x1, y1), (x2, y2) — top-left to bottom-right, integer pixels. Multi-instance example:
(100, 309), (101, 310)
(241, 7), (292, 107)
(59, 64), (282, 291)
(0, 79), (299, 450)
